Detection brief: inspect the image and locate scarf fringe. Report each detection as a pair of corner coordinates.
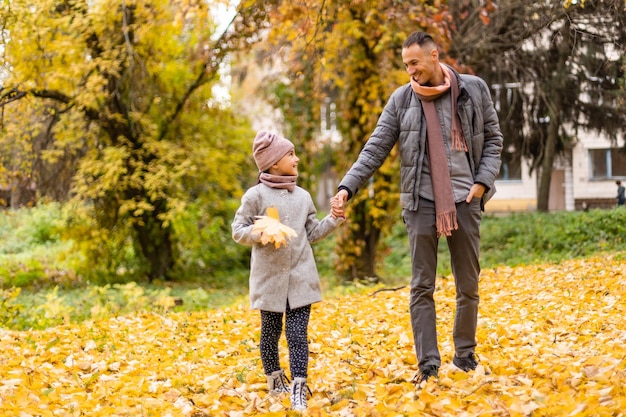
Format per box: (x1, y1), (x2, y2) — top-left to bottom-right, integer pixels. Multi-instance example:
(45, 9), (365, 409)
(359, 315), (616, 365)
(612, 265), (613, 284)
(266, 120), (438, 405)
(452, 129), (468, 152)
(436, 211), (458, 237)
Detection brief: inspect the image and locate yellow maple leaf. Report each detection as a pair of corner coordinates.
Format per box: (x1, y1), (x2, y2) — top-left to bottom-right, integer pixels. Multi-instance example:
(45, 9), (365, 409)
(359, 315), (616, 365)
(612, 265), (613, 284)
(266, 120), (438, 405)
(266, 206), (280, 220)
(252, 206), (297, 248)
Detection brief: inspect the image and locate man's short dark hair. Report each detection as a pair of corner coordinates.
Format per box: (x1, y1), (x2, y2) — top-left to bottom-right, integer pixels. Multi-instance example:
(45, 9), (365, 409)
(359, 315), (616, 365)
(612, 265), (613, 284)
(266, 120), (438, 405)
(403, 32), (436, 49)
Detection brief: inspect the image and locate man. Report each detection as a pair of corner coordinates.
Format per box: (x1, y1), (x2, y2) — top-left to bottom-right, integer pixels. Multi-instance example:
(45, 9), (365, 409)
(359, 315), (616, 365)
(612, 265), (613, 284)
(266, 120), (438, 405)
(331, 32), (503, 385)
(617, 180), (625, 207)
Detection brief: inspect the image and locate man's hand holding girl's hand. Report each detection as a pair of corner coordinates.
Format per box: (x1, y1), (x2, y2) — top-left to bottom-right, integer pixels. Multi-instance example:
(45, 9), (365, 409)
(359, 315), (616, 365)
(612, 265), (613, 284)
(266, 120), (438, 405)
(330, 189), (349, 219)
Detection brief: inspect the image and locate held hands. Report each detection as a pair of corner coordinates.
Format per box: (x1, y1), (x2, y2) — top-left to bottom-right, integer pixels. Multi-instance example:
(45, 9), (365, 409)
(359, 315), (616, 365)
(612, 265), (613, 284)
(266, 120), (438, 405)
(330, 189), (349, 219)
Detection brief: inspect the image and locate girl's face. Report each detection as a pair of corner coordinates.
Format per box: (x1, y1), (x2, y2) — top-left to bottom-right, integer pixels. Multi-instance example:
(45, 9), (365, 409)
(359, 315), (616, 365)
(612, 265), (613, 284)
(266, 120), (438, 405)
(270, 149), (299, 176)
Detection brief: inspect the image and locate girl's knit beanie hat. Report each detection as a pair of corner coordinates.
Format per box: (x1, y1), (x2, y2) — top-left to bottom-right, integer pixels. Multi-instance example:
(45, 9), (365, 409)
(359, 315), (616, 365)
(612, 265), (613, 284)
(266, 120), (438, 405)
(252, 131), (294, 172)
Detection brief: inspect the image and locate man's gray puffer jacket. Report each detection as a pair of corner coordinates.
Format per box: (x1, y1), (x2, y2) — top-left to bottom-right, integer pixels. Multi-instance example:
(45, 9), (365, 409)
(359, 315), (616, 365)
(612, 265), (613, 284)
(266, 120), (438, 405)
(339, 65), (503, 211)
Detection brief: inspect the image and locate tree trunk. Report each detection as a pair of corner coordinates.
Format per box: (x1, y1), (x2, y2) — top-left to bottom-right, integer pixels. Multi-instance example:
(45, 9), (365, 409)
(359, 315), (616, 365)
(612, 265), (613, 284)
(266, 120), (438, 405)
(9, 178), (21, 209)
(134, 199), (174, 281)
(348, 198), (381, 281)
(537, 19), (571, 212)
(536, 115), (559, 212)
(363, 226), (381, 281)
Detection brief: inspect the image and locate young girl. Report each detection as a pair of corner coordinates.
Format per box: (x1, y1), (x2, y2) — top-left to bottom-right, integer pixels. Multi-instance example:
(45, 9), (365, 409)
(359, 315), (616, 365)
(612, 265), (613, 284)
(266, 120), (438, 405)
(231, 130), (344, 411)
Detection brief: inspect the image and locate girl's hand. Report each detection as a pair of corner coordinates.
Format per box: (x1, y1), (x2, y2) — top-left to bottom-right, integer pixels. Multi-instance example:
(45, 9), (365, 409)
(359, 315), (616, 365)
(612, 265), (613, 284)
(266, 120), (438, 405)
(330, 196), (345, 219)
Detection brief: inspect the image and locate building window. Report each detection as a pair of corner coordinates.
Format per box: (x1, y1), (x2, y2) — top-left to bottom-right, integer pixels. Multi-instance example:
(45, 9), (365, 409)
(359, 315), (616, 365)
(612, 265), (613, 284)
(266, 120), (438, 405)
(497, 150), (522, 181)
(589, 148), (626, 179)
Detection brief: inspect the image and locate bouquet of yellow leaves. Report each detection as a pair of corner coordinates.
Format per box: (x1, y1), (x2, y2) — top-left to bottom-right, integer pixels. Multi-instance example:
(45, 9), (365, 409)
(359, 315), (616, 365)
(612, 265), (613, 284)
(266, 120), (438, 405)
(252, 206), (298, 249)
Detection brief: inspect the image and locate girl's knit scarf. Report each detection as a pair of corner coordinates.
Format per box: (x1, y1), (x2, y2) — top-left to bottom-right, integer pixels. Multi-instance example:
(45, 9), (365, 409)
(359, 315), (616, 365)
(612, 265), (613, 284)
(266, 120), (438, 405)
(259, 172), (297, 192)
(411, 64), (468, 237)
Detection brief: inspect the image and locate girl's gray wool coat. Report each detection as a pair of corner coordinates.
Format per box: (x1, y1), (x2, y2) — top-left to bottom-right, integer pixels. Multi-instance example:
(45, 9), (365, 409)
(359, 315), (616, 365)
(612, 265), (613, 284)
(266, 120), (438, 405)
(232, 184), (344, 312)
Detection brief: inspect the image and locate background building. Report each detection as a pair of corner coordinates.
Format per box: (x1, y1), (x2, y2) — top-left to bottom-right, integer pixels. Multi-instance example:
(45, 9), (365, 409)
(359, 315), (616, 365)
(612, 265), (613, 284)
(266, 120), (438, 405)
(488, 130), (625, 213)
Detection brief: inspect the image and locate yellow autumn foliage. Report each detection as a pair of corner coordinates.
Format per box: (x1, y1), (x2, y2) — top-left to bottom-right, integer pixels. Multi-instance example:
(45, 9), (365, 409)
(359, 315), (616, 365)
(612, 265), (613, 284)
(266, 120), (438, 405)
(0, 254), (625, 415)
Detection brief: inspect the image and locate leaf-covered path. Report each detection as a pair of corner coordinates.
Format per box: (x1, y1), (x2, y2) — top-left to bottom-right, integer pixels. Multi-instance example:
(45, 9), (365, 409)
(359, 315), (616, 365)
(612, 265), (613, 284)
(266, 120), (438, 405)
(1, 254), (625, 416)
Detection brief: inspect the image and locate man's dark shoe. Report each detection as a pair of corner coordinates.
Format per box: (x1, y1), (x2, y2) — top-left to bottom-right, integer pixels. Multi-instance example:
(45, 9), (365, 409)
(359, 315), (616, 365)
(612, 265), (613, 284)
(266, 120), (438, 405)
(412, 365), (439, 385)
(453, 353), (478, 372)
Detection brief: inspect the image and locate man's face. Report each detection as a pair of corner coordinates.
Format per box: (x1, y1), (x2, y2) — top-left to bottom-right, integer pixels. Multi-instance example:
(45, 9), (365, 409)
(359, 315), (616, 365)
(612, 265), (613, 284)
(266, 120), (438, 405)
(402, 43), (438, 86)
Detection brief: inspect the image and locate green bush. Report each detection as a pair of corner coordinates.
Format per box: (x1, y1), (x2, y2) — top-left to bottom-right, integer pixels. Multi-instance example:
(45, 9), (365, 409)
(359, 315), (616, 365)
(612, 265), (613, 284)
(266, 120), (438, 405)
(0, 288), (24, 329)
(170, 198), (250, 284)
(0, 203), (63, 254)
(480, 208), (626, 267)
(378, 207), (626, 280)
(0, 203), (76, 288)
(61, 202), (147, 285)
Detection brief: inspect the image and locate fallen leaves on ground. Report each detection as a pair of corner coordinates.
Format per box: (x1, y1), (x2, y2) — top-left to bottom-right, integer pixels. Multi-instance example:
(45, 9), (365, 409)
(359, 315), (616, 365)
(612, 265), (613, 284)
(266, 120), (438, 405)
(1, 254), (625, 416)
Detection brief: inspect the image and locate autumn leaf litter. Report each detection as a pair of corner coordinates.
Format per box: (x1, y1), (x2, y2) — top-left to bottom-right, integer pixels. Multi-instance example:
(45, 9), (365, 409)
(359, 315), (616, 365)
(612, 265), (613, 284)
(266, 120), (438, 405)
(0, 255), (625, 416)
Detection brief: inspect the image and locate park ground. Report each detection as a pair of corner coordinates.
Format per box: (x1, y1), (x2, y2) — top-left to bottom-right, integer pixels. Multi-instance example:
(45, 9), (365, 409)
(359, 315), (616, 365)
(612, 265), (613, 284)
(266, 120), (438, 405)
(0, 253), (625, 416)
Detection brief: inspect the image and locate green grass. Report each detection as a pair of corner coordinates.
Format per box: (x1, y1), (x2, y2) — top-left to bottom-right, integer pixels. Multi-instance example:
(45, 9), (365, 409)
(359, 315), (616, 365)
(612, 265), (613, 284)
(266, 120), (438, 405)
(1, 204), (625, 330)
